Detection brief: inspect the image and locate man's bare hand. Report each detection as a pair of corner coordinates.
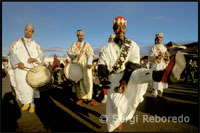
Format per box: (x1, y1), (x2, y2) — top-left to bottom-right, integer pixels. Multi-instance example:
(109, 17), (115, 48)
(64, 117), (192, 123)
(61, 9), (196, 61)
(28, 58), (37, 63)
(119, 80), (127, 93)
(115, 80), (127, 93)
(87, 65), (92, 69)
(75, 54), (80, 59)
(18, 62), (25, 69)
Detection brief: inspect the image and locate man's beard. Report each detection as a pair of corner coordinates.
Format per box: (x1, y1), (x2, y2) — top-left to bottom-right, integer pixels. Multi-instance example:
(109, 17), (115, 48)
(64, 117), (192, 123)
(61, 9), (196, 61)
(114, 36), (126, 48)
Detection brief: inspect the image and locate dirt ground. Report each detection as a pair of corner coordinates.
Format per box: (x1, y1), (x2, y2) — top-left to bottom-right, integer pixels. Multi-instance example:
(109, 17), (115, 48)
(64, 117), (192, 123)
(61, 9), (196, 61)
(1, 76), (199, 132)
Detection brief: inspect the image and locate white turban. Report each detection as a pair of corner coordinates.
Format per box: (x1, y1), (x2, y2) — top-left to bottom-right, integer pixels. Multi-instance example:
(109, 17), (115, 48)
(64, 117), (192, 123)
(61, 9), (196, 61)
(77, 30), (84, 35)
(155, 32), (163, 38)
(109, 34), (116, 39)
(25, 24), (34, 31)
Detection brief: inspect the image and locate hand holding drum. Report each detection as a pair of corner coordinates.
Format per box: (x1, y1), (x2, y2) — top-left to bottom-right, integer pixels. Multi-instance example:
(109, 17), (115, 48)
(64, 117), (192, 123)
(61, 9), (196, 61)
(28, 57), (37, 63)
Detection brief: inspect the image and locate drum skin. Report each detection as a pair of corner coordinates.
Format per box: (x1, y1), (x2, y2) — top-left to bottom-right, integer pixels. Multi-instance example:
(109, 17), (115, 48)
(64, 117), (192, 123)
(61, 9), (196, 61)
(64, 63), (82, 82)
(26, 65), (53, 91)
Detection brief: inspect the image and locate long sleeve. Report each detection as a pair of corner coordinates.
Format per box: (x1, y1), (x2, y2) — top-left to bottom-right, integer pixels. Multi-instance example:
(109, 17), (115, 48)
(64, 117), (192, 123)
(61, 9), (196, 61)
(148, 45), (157, 62)
(120, 62), (141, 83)
(35, 43), (45, 64)
(9, 40), (21, 68)
(98, 64), (110, 80)
(87, 55), (93, 65)
(9, 52), (21, 68)
(67, 42), (77, 59)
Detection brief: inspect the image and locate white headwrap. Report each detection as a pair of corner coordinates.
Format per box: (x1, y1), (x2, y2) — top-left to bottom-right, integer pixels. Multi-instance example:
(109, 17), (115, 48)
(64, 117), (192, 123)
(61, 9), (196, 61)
(109, 34), (116, 39)
(77, 30), (84, 35)
(155, 32), (163, 38)
(25, 24), (34, 31)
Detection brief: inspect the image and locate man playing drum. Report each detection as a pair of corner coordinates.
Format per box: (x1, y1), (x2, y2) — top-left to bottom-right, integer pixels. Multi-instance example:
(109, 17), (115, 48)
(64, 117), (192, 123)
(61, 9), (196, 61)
(97, 16), (186, 132)
(67, 30), (98, 106)
(9, 24), (45, 113)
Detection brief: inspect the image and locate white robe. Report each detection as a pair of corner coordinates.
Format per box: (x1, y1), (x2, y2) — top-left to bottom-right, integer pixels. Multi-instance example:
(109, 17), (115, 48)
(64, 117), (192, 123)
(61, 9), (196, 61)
(149, 44), (169, 91)
(7, 56), (19, 99)
(9, 38), (45, 105)
(98, 39), (150, 132)
(67, 41), (94, 100)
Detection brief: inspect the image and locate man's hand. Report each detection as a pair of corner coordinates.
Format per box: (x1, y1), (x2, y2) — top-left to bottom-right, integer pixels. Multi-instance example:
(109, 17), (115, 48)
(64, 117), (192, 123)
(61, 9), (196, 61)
(28, 58), (37, 63)
(87, 65), (92, 69)
(114, 80), (127, 93)
(75, 54), (80, 59)
(18, 62), (25, 69)
(119, 80), (127, 93)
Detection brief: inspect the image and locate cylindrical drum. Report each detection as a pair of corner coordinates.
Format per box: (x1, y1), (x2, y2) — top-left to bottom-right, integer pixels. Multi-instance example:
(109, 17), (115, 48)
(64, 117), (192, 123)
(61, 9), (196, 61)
(64, 63), (82, 82)
(26, 65), (53, 91)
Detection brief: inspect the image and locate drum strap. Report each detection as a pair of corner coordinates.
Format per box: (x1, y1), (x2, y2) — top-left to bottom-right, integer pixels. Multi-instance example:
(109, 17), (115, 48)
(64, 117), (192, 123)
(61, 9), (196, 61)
(21, 38), (35, 67)
(21, 38), (32, 58)
(77, 42), (87, 62)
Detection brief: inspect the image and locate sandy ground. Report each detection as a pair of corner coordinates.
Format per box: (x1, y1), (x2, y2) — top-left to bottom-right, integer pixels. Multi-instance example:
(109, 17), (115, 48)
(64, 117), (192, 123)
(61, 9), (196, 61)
(1, 75), (199, 132)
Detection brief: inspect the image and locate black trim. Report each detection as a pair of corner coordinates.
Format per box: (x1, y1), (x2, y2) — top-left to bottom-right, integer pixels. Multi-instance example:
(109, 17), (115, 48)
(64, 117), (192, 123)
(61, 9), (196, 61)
(120, 61), (141, 84)
(98, 65), (109, 80)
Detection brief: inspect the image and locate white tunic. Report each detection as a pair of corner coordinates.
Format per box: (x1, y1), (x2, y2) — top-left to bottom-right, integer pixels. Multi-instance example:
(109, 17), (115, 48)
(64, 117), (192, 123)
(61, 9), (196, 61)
(98, 39), (149, 132)
(67, 41), (94, 100)
(9, 38), (45, 105)
(149, 44), (169, 91)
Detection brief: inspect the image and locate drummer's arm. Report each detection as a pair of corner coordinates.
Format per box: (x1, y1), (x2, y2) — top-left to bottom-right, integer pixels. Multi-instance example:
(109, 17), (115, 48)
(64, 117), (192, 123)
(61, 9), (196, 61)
(35, 52), (45, 64)
(148, 45), (157, 62)
(98, 56), (109, 82)
(9, 50), (22, 69)
(87, 55), (93, 68)
(35, 44), (45, 64)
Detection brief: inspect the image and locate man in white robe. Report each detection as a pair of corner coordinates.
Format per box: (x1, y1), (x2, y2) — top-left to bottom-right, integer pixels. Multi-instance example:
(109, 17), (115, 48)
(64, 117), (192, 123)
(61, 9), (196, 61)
(98, 16), (186, 132)
(9, 24), (45, 113)
(67, 30), (98, 106)
(148, 32), (170, 101)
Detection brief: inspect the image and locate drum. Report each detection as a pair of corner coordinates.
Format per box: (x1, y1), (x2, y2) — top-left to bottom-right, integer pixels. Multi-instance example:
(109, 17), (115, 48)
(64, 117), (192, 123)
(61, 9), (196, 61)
(26, 65), (53, 91)
(64, 63), (82, 82)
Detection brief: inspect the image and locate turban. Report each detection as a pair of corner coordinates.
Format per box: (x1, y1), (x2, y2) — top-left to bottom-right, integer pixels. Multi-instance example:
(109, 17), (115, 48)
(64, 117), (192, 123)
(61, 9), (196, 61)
(77, 30), (84, 35)
(25, 24), (34, 31)
(113, 16), (127, 26)
(109, 34), (116, 39)
(155, 32), (163, 38)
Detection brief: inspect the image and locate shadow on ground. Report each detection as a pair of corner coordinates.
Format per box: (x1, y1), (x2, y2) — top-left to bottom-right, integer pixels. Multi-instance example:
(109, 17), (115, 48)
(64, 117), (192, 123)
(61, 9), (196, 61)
(1, 92), (21, 132)
(138, 86), (199, 127)
(34, 83), (102, 132)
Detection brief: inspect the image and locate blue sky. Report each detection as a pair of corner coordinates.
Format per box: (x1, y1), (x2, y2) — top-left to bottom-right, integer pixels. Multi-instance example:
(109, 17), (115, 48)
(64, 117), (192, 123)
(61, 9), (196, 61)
(2, 2), (198, 56)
